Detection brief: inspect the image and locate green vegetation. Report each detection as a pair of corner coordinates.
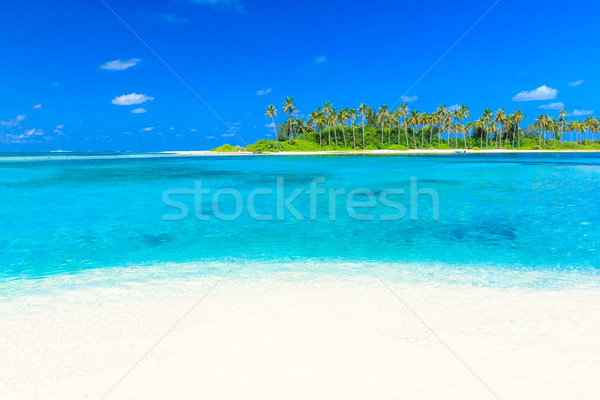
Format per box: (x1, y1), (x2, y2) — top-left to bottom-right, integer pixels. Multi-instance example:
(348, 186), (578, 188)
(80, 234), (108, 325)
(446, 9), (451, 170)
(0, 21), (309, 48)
(211, 144), (245, 152)
(212, 99), (600, 152)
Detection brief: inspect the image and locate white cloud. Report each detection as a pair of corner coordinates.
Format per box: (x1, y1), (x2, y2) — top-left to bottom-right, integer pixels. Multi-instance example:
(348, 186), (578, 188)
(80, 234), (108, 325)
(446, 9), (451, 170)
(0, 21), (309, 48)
(448, 104), (460, 112)
(23, 128), (44, 136)
(401, 95), (418, 103)
(32, 104), (42, 109)
(131, 108), (147, 114)
(205, 135), (216, 139)
(512, 85), (558, 101)
(265, 133), (272, 137)
(0, 114), (26, 128)
(571, 109), (594, 116)
(111, 93), (154, 106)
(101, 58), (141, 71)
(539, 102), (565, 110)
(265, 122), (275, 128)
(256, 88), (272, 96)
(141, 127), (154, 132)
(190, 128), (197, 132)
(222, 133), (234, 137)
(569, 80), (584, 87)
(169, 127), (175, 130)
(314, 55), (327, 64)
(54, 124), (65, 135)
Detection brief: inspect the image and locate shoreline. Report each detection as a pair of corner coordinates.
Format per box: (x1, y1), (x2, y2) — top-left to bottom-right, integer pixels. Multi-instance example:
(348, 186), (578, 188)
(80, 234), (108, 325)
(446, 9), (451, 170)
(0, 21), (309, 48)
(165, 149), (600, 156)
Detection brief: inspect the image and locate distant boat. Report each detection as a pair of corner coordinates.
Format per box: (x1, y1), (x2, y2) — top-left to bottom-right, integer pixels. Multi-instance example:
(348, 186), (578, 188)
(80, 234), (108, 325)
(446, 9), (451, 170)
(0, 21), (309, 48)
(454, 149), (467, 154)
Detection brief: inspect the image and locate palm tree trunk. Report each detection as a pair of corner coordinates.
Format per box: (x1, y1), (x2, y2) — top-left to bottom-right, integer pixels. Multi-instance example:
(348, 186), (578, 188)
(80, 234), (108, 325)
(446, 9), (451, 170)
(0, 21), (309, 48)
(342, 127), (346, 147)
(512, 124), (515, 148)
(388, 124), (391, 146)
(403, 119), (409, 149)
(271, 117), (277, 141)
(328, 125), (331, 146)
(362, 117), (365, 149)
(352, 125), (356, 149)
(412, 126), (417, 148)
(334, 126), (338, 146)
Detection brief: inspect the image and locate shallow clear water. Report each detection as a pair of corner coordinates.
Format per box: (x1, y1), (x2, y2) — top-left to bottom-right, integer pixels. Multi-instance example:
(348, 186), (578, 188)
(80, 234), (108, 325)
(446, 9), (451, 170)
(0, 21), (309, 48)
(1, 152), (599, 292)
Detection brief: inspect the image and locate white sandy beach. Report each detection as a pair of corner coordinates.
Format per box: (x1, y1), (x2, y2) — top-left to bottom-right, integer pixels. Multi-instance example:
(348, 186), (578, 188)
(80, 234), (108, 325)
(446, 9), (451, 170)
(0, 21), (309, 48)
(2, 274), (599, 400)
(167, 149), (600, 156)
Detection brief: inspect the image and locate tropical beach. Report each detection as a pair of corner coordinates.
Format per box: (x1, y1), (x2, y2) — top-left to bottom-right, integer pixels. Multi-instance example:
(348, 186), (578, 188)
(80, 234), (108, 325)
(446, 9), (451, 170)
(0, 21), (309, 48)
(2, 0), (600, 399)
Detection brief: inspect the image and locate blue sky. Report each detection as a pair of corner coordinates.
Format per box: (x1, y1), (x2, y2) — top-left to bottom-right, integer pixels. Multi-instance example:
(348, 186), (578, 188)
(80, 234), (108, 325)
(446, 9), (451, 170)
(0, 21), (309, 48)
(1, 0), (598, 151)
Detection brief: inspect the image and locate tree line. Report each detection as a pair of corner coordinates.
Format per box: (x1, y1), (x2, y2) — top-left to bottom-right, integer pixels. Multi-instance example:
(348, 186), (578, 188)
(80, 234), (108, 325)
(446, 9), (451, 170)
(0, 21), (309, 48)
(264, 97), (600, 150)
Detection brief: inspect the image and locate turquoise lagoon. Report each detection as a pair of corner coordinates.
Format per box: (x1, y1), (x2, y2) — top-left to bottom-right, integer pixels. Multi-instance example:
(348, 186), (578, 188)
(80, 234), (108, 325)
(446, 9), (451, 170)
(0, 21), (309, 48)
(1, 152), (599, 294)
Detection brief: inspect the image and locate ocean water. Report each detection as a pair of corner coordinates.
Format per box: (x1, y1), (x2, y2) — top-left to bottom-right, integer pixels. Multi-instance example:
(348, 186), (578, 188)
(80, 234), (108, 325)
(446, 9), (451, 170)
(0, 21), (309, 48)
(1, 152), (599, 293)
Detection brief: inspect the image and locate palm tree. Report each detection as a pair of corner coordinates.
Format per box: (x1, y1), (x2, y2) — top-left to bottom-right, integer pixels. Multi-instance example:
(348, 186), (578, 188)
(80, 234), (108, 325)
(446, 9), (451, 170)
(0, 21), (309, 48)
(584, 116), (595, 145)
(494, 109), (507, 149)
(559, 109), (568, 143)
(323, 101), (332, 146)
(310, 109), (326, 146)
(567, 121), (577, 142)
(349, 109), (358, 149)
(387, 112), (393, 146)
(482, 109), (493, 148)
(339, 108), (348, 147)
(377, 105), (388, 145)
(435, 105), (447, 146)
(426, 113), (434, 146)
(330, 107), (338, 146)
(512, 110), (525, 148)
(265, 104), (278, 140)
(358, 103), (368, 149)
(457, 105), (469, 149)
(408, 110), (420, 148)
(488, 122), (498, 148)
(399, 103), (410, 149)
(283, 97), (297, 140)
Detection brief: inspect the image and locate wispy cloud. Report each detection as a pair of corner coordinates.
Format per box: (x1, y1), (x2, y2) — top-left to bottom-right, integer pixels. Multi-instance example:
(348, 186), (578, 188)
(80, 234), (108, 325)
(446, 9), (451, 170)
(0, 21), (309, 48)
(401, 95), (418, 103)
(0, 114), (26, 128)
(205, 135), (216, 139)
(265, 122), (275, 128)
(158, 13), (188, 24)
(512, 85), (558, 101)
(23, 128), (44, 136)
(131, 107), (147, 114)
(222, 133), (234, 137)
(571, 109), (594, 116)
(539, 102), (565, 110)
(111, 93), (154, 106)
(32, 104), (42, 109)
(189, 0), (243, 12)
(256, 88), (272, 96)
(569, 80), (584, 87)
(448, 104), (460, 112)
(141, 126), (154, 132)
(53, 124), (65, 135)
(101, 58), (141, 71)
(314, 55), (327, 64)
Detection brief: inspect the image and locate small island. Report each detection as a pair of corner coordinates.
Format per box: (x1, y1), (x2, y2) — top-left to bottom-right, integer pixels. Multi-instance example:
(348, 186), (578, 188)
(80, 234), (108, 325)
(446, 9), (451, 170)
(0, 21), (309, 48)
(213, 97), (600, 153)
